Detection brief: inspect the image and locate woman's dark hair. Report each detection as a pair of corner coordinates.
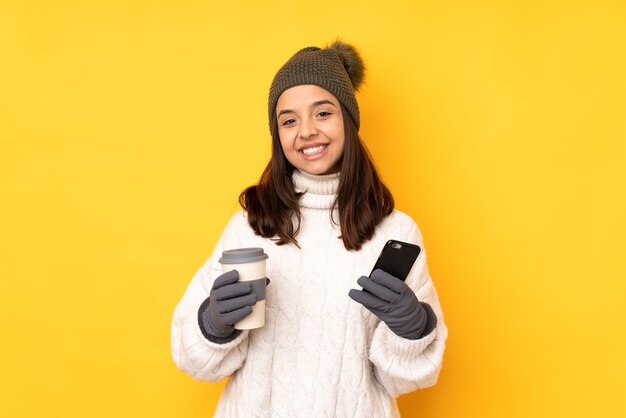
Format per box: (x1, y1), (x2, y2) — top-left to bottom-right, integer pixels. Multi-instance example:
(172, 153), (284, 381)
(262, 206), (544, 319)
(239, 104), (394, 251)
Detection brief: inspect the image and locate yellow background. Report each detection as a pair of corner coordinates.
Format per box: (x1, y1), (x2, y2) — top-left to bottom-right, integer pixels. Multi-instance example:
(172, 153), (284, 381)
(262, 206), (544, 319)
(1, 0), (625, 417)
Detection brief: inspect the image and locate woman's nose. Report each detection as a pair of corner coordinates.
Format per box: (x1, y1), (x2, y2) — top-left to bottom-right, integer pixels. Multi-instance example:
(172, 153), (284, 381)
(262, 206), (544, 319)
(299, 119), (318, 138)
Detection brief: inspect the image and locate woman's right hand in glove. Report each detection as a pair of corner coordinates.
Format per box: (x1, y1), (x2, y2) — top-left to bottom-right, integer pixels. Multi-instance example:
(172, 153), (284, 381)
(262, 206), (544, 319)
(200, 270), (257, 340)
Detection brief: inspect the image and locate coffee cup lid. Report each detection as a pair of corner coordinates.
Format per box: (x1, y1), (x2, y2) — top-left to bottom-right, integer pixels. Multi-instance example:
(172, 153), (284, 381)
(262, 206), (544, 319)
(219, 247), (268, 264)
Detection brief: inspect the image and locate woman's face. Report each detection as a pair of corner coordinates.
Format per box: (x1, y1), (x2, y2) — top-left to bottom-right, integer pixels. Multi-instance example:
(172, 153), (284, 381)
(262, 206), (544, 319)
(276, 84), (345, 176)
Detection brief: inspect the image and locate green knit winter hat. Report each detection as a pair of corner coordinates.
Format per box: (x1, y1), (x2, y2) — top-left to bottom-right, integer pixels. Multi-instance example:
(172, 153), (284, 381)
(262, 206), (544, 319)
(268, 40), (366, 131)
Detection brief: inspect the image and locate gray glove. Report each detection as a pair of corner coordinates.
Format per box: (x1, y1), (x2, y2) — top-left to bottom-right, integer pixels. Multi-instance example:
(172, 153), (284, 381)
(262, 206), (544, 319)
(198, 270), (256, 343)
(349, 269), (433, 340)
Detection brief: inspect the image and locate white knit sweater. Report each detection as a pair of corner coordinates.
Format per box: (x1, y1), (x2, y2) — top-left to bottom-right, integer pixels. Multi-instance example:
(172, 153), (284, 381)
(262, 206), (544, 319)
(171, 170), (447, 418)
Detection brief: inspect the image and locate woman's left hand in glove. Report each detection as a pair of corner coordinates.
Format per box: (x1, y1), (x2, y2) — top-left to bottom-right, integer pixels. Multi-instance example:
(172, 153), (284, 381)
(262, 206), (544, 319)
(349, 269), (431, 340)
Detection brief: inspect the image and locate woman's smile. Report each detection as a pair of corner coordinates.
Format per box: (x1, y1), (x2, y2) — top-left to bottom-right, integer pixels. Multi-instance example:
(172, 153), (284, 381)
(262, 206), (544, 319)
(300, 143), (329, 158)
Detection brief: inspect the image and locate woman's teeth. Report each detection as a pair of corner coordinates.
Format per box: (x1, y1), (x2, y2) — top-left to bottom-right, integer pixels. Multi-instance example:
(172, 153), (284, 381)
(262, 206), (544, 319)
(301, 145), (327, 155)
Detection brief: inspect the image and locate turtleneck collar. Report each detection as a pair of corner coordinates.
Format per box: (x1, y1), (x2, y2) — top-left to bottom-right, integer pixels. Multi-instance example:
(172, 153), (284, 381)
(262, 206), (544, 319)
(292, 169), (340, 209)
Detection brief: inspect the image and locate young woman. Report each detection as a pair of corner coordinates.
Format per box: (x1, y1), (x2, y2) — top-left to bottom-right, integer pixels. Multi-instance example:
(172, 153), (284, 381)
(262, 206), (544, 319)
(171, 41), (447, 417)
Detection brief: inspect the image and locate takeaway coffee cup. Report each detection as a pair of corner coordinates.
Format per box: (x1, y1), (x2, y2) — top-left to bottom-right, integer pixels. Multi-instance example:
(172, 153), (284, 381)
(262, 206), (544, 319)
(219, 247), (268, 330)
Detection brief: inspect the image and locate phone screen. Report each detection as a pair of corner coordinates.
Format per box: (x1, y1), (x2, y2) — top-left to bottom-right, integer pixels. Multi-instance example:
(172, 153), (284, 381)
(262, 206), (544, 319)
(370, 240), (421, 282)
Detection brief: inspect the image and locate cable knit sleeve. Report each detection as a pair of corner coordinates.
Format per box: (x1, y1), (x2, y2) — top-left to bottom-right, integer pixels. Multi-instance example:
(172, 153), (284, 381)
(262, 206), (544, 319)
(170, 212), (251, 382)
(369, 218), (448, 397)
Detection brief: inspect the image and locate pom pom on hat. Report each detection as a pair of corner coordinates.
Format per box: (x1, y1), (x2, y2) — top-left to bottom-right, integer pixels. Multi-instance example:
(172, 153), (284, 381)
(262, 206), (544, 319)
(327, 39), (365, 92)
(268, 39), (366, 130)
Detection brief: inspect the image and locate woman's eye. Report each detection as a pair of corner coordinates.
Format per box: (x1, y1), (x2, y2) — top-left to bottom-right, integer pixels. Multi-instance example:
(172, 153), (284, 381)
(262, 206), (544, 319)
(317, 111), (331, 118)
(281, 119), (296, 126)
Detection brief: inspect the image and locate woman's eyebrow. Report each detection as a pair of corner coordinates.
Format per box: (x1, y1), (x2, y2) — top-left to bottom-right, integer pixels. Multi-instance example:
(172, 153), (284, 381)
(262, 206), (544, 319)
(312, 99), (336, 107)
